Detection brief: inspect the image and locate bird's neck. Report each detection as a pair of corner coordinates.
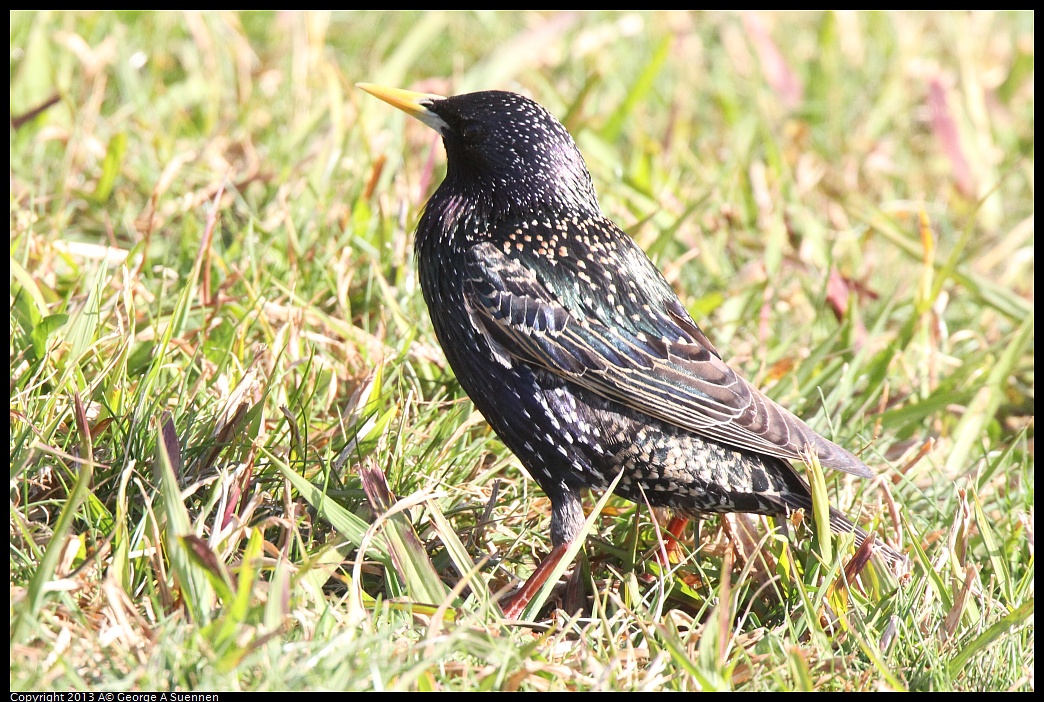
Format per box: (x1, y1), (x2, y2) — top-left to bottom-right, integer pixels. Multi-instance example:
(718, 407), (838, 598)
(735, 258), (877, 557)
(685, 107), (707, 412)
(421, 178), (600, 249)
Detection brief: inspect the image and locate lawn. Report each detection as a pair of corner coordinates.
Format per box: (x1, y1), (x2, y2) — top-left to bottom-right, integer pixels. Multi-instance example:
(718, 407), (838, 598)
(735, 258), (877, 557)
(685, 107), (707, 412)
(10, 11), (1034, 691)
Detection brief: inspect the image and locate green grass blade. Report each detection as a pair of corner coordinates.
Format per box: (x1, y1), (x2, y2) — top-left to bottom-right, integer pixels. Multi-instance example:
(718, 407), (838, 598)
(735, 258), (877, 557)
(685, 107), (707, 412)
(519, 468), (624, 621)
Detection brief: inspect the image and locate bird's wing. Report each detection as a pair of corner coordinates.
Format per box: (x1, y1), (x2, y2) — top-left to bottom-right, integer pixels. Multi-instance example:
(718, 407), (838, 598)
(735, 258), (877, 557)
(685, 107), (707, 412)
(463, 240), (873, 478)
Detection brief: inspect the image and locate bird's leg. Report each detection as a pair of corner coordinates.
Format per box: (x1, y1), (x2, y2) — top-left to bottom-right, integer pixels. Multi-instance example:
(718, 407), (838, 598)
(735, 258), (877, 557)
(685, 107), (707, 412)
(500, 542), (571, 619)
(500, 486), (584, 619)
(657, 515), (690, 565)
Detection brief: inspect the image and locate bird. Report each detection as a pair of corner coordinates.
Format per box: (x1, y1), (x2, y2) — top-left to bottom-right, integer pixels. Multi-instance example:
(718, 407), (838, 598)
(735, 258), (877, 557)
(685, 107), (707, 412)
(358, 83), (904, 618)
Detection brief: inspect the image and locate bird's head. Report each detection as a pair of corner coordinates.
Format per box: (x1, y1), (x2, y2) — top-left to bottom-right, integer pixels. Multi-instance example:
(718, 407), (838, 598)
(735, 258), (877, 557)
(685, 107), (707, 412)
(359, 84), (601, 222)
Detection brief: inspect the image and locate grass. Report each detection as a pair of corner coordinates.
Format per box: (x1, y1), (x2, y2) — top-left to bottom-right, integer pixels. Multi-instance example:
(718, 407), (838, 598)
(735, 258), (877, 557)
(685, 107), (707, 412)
(10, 10), (1034, 691)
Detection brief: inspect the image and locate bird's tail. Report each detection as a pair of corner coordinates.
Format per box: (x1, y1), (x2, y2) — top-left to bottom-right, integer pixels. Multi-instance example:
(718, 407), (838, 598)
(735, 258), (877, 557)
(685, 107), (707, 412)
(831, 505), (907, 566)
(788, 496), (907, 567)
(760, 456), (907, 568)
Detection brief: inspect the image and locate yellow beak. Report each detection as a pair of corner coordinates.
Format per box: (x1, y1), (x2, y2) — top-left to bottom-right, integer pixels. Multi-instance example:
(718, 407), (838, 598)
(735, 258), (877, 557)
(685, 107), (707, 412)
(356, 83), (447, 133)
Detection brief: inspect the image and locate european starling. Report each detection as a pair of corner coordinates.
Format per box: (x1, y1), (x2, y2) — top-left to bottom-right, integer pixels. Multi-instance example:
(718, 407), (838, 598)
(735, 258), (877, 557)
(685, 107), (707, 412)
(359, 83), (902, 617)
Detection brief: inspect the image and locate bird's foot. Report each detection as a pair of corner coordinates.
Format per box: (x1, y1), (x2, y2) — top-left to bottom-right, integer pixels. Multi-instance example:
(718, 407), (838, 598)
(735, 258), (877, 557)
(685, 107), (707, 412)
(654, 516), (690, 566)
(500, 543), (571, 619)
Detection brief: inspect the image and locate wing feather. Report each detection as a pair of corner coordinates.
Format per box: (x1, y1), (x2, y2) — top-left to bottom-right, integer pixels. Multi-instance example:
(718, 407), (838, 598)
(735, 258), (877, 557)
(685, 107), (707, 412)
(464, 240), (873, 478)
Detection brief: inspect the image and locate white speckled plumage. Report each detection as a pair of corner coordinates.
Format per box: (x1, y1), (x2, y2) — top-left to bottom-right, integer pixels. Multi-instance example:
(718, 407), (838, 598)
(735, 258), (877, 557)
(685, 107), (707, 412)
(358, 84), (904, 578)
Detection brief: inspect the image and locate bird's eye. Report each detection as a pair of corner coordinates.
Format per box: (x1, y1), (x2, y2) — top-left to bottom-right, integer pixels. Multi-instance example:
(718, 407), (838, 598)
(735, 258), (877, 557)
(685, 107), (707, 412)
(462, 121), (485, 141)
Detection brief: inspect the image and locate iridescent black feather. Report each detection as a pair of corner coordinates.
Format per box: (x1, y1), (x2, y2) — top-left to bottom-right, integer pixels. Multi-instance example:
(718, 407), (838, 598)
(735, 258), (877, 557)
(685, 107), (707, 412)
(362, 86), (903, 565)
